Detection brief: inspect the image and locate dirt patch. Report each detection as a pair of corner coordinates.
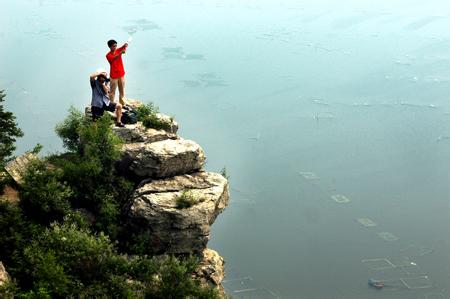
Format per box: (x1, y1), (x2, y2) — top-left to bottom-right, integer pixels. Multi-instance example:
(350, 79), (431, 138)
(1, 185), (20, 204)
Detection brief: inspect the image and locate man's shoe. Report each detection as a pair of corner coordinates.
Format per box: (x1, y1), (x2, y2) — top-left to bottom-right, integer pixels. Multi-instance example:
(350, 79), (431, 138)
(115, 122), (125, 127)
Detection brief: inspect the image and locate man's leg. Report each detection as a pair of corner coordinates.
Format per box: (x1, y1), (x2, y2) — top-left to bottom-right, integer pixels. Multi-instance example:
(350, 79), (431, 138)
(118, 76), (126, 106)
(91, 106), (104, 122)
(115, 103), (123, 124)
(109, 78), (118, 102)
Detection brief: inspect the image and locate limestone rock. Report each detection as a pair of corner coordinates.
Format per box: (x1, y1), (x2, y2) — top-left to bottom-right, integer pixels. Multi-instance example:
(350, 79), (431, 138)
(195, 248), (226, 295)
(4, 153), (37, 185)
(112, 122), (177, 144)
(155, 113), (179, 134)
(0, 262), (9, 286)
(126, 172), (229, 254)
(119, 139), (206, 179)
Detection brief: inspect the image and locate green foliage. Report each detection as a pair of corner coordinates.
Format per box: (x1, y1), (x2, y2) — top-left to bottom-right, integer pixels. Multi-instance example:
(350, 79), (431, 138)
(20, 160), (73, 224)
(135, 103), (172, 131)
(0, 199), (43, 269)
(55, 106), (85, 153)
(142, 113), (172, 131)
(175, 189), (199, 209)
(20, 222), (115, 297)
(53, 112), (130, 237)
(0, 280), (19, 299)
(79, 115), (122, 177)
(0, 90), (24, 168)
(135, 102), (159, 120)
(15, 222), (219, 298)
(94, 194), (120, 240)
(147, 255), (220, 299)
(0, 106), (220, 298)
(30, 143), (43, 155)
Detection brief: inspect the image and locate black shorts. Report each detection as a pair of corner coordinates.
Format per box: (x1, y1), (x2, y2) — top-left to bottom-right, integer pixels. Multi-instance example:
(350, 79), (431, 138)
(92, 102), (117, 120)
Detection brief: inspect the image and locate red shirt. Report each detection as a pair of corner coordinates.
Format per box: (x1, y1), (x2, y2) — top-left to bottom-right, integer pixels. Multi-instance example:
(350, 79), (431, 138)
(106, 45), (127, 79)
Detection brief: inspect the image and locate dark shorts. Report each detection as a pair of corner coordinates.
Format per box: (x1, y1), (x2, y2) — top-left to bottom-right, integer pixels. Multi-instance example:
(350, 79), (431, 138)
(92, 102), (117, 120)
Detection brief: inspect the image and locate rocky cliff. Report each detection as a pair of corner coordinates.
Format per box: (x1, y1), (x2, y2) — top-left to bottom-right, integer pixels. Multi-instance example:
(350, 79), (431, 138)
(113, 101), (229, 293)
(1, 101), (230, 295)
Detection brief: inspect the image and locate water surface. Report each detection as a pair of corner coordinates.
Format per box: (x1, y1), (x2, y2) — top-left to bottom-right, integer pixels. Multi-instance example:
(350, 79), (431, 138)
(3, 1), (450, 298)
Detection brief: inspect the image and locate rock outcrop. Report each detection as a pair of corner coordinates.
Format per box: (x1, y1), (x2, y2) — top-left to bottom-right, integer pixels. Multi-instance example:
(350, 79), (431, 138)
(103, 101), (229, 293)
(126, 172), (229, 254)
(0, 262), (9, 286)
(120, 139), (206, 179)
(112, 122), (177, 144)
(195, 248), (226, 294)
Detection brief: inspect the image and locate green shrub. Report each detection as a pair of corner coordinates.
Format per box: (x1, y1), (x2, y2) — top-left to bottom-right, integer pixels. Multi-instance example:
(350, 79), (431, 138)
(0, 90), (23, 168)
(95, 194), (120, 239)
(0, 105), (220, 298)
(146, 255), (220, 299)
(20, 160), (73, 224)
(134, 102), (172, 131)
(142, 114), (172, 131)
(175, 190), (198, 209)
(20, 222), (116, 297)
(135, 103), (159, 121)
(79, 115), (122, 177)
(0, 199), (43, 268)
(55, 107), (85, 153)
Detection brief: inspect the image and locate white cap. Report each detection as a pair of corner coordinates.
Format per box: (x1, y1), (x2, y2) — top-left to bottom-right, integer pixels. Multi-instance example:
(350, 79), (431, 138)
(96, 68), (107, 74)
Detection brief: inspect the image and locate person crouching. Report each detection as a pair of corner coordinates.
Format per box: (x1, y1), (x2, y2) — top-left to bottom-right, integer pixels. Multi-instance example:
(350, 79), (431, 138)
(89, 69), (124, 127)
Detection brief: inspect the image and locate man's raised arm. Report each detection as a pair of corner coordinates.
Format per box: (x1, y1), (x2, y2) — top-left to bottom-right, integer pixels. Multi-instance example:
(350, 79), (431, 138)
(107, 43), (129, 62)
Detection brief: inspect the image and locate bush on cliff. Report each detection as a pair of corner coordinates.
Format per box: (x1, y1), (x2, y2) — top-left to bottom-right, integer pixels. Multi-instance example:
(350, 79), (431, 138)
(2, 222), (219, 298)
(135, 102), (172, 131)
(54, 113), (132, 238)
(54, 106), (84, 153)
(20, 160), (73, 224)
(0, 90), (23, 167)
(0, 103), (219, 298)
(0, 90), (23, 193)
(176, 189), (204, 209)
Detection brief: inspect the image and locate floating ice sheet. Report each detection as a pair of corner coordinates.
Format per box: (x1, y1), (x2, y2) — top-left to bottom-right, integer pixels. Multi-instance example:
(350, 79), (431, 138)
(299, 171), (319, 180)
(331, 194), (351, 203)
(362, 258), (395, 270)
(356, 218), (377, 227)
(377, 232), (399, 242)
(400, 276), (432, 289)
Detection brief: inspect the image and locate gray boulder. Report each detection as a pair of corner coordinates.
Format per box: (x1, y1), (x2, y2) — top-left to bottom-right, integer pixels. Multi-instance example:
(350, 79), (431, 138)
(126, 172), (229, 254)
(112, 122), (177, 144)
(120, 139), (206, 179)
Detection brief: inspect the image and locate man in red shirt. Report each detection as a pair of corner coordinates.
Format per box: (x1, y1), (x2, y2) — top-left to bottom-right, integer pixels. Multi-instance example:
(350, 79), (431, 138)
(106, 39), (128, 106)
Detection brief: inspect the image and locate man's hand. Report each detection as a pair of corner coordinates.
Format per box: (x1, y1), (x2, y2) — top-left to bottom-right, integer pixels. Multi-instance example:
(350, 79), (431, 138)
(122, 43), (128, 54)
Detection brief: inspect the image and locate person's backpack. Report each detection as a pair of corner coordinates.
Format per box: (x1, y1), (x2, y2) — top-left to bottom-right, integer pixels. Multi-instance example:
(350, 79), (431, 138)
(121, 109), (138, 124)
